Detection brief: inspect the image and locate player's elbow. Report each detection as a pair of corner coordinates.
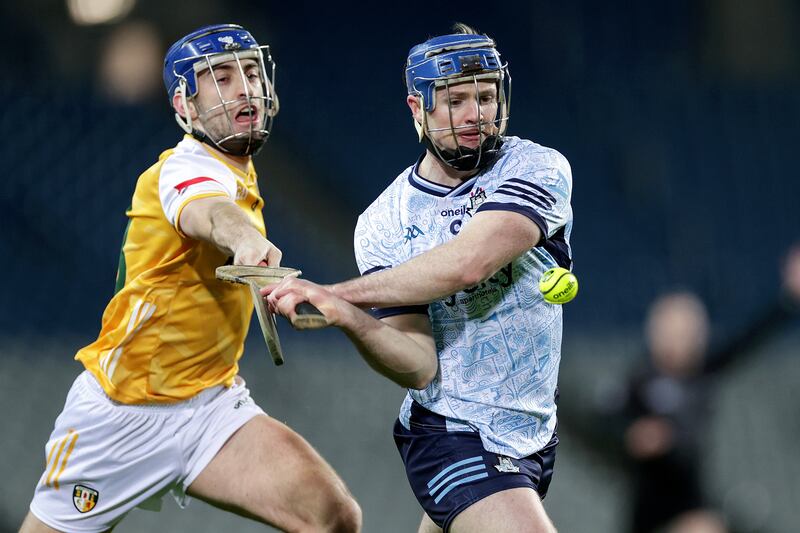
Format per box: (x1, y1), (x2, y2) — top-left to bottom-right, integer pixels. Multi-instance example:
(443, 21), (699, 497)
(459, 269), (484, 289)
(458, 260), (495, 289)
(404, 363), (438, 390)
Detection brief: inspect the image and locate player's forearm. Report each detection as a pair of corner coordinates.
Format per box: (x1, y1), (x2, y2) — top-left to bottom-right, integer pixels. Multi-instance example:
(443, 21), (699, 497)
(332, 242), (471, 307)
(333, 211), (540, 308)
(182, 198), (265, 259)
(337, 308), (438, 389)
(206, 202), (264, 256)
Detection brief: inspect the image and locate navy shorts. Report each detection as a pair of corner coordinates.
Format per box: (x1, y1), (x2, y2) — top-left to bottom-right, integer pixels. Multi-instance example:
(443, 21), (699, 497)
(394, 402), (558, 532)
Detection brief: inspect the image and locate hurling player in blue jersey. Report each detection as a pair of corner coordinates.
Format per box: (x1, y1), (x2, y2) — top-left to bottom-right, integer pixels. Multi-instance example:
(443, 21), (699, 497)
(267, 23), (572, 533)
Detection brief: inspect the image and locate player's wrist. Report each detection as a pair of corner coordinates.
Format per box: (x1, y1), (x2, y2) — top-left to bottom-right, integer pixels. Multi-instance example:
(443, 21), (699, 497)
(326, 281), (351, 303)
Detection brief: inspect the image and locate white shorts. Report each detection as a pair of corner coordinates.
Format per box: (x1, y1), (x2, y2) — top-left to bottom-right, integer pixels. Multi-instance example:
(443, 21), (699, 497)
(29, 370), (265, 533)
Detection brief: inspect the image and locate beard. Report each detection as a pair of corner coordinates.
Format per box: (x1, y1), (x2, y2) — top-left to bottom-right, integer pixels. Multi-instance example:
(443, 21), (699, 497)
(198, 109), (268, 156)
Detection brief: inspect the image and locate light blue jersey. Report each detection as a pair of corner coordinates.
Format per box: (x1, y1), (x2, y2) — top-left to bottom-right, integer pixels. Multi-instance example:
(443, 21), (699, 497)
(354, 136), (573, 458)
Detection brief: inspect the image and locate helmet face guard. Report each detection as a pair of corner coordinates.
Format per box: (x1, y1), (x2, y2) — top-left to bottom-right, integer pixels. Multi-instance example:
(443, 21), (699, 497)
(406, 33), (511, 171)
(164, 24), (278, 156)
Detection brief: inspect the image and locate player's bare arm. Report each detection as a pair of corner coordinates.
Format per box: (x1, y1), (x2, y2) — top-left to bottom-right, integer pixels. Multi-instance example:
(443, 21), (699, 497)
(330, 209), (541, 308)
(180, 196), (282, 266)
(268, 279), (438, 389)
(342, 313), (438, 390)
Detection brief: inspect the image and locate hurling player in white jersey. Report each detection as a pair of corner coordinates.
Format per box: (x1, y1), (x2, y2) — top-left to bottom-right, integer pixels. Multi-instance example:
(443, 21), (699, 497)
(267, 23), (572, 533)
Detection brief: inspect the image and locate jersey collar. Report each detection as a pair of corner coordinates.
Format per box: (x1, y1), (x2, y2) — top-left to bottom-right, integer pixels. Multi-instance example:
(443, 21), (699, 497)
(407, 154), (478, 198)
(184, 135), (256, 185)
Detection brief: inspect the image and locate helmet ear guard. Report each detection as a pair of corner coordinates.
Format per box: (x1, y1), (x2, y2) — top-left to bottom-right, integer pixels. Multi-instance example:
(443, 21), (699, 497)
(173, 80), (193, 134)
(411, 95), (427, 142)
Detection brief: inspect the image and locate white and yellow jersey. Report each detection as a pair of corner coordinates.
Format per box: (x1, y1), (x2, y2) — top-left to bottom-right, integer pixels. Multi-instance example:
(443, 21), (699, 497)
(76, 136), (265, 404)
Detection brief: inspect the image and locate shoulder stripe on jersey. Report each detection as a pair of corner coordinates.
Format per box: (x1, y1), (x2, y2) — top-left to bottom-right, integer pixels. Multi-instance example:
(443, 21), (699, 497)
(495, 186), (552, 210)
(174, 176), (219, 193)
(507, 178), (557, 203)
(498, 182), (554, 207)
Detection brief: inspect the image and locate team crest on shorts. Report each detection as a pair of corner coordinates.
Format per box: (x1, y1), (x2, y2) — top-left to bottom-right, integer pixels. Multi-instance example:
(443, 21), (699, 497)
(73, 485), (98, 513)
(494, 456), (520, 473)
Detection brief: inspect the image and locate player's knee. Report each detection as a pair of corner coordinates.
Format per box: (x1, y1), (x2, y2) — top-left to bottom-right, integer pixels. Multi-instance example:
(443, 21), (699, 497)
(289, 480), (360, 533)
(320, 491), (361, 533)
(340, 495), (362, 532)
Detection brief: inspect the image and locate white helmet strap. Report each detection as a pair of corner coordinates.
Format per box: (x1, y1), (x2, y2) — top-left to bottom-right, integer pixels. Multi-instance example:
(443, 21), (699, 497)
(174, 79), (193, 134)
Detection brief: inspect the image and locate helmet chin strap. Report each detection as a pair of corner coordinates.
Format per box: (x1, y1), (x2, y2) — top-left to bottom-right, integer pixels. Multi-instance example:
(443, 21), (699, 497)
(421, 132), (504, 172)
(414, 93), (504, 172)
(187, 127), (266, 157)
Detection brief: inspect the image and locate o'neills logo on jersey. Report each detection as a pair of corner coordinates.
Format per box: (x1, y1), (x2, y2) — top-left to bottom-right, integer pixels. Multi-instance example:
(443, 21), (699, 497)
(73, 484), (98, 513)
(440, 205), (468, 217)
(439, 187), (487, 219)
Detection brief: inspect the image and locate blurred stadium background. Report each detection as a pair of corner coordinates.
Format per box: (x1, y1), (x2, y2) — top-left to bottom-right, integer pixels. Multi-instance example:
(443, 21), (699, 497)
(1, 1), (799, 532)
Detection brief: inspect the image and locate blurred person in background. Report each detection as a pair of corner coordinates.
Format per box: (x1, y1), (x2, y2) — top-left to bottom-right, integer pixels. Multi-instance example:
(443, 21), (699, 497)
(267, 23), (572, 533)
(97, 20), (163, 104)
(617, 247), (800, 533)
(19, 24), (360, 533)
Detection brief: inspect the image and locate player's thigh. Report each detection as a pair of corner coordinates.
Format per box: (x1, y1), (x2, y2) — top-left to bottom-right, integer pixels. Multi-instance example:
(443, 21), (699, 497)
(449, 487), (556, 533)
(19, 512), (61, 533)
(417, 512), (443, 533)
(19, 512), (113, 533)
(187, 414), (359, 531)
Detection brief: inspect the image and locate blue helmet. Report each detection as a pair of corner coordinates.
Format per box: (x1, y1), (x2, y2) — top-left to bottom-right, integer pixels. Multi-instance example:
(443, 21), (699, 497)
(163, 24), (278, 156)
(404, 30), (510, 171)
(164, 24), (259, 100)
(405, 33), (503, 112)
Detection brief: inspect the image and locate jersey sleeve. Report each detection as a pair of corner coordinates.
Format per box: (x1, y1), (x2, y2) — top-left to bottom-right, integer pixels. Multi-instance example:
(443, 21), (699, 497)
(158, 152), (237, 234)
(476, 147), (573, 243)
(354, 205), (429, 319)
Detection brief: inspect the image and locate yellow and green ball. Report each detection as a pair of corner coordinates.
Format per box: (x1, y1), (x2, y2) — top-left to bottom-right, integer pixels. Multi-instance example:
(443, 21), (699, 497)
(539, 267), (579, 304)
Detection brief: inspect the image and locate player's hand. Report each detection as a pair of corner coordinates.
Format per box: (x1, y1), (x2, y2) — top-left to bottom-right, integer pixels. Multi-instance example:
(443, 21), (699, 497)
(233, 236), (282, 267)
(264, 278), (347, 328)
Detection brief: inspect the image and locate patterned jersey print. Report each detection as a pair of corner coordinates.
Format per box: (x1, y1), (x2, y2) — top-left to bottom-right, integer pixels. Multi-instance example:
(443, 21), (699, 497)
(355, 136), (573, 457)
